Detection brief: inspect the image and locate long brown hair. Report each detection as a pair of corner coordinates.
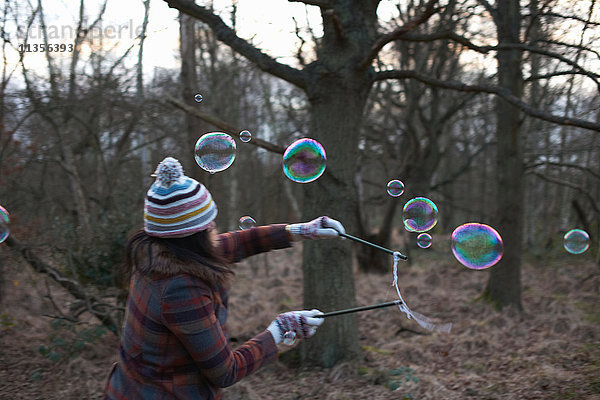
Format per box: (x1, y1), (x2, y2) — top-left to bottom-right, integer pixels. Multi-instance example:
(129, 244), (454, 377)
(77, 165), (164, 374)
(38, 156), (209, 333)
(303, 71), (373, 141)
(122, 228), (233, 289)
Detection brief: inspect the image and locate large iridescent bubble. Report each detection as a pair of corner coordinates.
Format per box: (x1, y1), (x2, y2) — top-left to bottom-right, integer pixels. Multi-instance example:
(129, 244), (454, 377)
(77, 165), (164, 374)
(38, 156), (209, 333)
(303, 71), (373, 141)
(194, 132), (237, 173)
(0, 205), (9, 243)
(402, 197), (439, 233)
(451, 223), (503, 270)
(563, 229), (589, 254)
(282, 138), (326, 183)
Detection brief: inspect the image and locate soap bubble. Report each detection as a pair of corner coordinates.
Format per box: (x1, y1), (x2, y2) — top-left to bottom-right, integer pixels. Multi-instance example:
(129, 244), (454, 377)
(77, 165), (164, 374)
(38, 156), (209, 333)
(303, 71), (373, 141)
(416, 233), (432, 249)
(194, 93), (203, 102)
(282, 138), (327, 183)
(402, 197), (438, 233)
(194, 132), (236, 173)
(239, 130), (252, 143)
(239, 216), (256, 230)
(563, 229), (590, 254)
(0, 205), (9, 243)
(386, 180), (405, 197)
(451, 223), (503, 270)
(283, 331), (297, 346)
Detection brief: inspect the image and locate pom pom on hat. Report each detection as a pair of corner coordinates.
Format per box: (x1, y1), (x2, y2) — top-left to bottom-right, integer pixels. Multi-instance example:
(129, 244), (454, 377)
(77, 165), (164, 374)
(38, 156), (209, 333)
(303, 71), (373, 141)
(144, 157), (218, 237)
(152, 157), (185, 188)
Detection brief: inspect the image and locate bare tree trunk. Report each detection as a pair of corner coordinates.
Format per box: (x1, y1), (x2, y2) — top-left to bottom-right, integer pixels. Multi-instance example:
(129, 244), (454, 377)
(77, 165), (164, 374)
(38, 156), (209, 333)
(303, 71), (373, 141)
(138, 1), (151, 188)
(484, 0), (524, 310)
(179, 13), (205, 177)
(300, 78), (368, 367)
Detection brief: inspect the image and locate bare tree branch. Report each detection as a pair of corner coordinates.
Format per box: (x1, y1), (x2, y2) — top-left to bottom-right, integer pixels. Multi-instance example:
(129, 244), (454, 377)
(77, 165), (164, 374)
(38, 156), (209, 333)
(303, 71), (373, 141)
(36, 0), (59, 92)
(525, 11), (600, 26)
(292, 16), (307, 66)
(401, 30), (497, 52)
(124, 134), (170, 156)
(374, 69), (600, 132)
(323, 9), (345, 42)
(516, 43), (600, 88)
(526, 161), (600, 180)
(3, 235), (121, 335)
(358, 0), (439, 70)
(163, 0), (307, 89)
(524, 70), (586, 82)
(477, 0), (500, 23)
(165, 95), (286, 154)
(398, 31), (600, 88)
(529, 171), (600, 214)
(430, 140), (494, 191)
(535, 39), (600, 60)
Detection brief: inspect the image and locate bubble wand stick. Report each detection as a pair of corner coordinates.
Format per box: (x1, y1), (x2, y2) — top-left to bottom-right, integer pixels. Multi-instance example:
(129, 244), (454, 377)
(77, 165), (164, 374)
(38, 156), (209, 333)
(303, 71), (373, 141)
(281, 301), (402, 345)
(337, 232), (408, 260)
(314, 301), (401, 318)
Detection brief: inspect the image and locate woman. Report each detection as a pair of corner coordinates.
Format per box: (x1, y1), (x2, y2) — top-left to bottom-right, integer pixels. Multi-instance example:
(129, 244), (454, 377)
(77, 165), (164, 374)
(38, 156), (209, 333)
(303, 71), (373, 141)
(104, 157), (345, 399)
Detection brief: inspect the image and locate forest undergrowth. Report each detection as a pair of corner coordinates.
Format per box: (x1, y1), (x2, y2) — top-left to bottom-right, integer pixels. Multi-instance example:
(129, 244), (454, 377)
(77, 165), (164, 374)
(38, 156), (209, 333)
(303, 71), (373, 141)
(1, 237), (599, 399)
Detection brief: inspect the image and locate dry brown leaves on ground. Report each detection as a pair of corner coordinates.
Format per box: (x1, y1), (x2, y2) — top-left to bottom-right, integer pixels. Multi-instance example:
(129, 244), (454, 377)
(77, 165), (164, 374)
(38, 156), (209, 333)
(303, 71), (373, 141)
(1, 239), (599, 399)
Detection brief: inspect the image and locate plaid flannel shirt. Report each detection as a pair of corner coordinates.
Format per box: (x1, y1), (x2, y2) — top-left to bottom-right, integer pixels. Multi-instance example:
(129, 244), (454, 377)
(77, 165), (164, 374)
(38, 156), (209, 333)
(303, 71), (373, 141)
(105, 224), (292, 400)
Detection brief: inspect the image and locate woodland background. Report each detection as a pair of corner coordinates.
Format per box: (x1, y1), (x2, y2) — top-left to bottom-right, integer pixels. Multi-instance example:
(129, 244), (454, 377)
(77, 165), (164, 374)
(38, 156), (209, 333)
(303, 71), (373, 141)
(0, 0), (599, 398)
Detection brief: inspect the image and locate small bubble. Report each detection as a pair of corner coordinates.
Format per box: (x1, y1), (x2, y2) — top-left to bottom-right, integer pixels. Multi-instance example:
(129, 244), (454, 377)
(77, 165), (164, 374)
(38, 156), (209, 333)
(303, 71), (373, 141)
(0, 205), (9, 243)
(416, 233), (432, 248)
(239, 216), (256, 230)
(563, 229), (589, 254)
(194, 93), (203, 102)
(239, 130), (252, 143)
(386, 180), (405, 197)
(283, 331), (296, 345)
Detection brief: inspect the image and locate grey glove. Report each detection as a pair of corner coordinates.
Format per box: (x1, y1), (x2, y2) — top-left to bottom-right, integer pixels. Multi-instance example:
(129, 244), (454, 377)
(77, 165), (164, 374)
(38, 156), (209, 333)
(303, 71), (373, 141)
(267, 309), (324, 345)
(287, 216), (345, 240)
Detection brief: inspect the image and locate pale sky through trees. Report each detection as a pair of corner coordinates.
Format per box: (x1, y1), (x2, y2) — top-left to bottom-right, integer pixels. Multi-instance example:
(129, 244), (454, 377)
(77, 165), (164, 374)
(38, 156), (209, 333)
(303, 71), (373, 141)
(9, 0), (421, 79)
(12, 0), (325, 75)
(6, 1), (600, 92)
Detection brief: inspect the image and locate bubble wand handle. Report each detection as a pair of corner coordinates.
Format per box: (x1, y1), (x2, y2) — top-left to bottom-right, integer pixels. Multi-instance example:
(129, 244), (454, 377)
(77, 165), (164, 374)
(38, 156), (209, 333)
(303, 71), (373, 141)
(338, 232), (408, 260)
(315, 301), (401, 318)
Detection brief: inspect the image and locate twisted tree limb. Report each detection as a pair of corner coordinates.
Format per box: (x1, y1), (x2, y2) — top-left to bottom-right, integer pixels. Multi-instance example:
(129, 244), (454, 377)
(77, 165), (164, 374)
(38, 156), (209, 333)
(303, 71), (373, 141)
(165, 95), (286, 154)
(375, 69), (600, 132)
(163, 0), (307, 89)
(358, 0), (440, 70)
(3, 235), (121, 336)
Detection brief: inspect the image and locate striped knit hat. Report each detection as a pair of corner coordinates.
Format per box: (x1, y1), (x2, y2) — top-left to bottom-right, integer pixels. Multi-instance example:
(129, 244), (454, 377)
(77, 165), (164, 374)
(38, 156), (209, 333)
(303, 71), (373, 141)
(144, 157), (217, 237)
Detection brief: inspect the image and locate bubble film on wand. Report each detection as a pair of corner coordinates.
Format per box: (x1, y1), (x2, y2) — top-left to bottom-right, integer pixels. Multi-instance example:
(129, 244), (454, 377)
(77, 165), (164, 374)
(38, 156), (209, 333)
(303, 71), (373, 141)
(324, 222), (450, 332)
